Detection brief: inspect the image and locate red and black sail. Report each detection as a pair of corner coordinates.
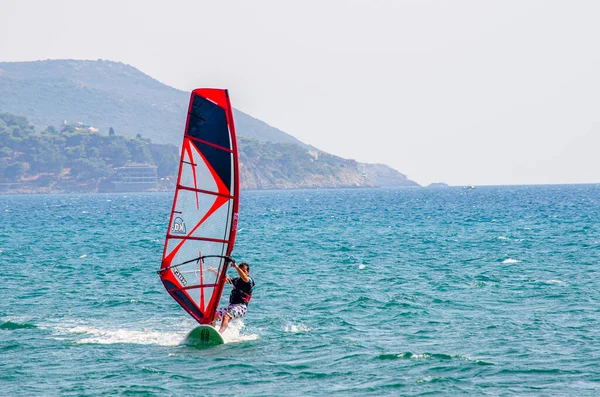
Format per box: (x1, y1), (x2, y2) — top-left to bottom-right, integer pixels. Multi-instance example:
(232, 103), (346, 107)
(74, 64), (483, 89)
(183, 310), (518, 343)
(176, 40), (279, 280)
(159, 89), (240, 324)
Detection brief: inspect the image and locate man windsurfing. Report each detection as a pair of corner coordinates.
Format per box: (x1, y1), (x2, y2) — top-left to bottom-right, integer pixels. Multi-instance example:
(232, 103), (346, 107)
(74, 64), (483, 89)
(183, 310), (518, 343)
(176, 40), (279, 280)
(210, 262), (255, 334)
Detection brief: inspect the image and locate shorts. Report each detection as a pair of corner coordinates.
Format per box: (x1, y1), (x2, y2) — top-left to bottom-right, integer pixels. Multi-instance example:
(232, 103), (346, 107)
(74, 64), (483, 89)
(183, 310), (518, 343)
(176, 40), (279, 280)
(216, 303), (247, 320)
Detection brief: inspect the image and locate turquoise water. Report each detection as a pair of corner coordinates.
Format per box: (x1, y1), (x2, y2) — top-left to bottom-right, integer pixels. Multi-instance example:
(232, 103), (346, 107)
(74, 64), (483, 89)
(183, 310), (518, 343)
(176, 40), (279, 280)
(2, 186), (600, 396)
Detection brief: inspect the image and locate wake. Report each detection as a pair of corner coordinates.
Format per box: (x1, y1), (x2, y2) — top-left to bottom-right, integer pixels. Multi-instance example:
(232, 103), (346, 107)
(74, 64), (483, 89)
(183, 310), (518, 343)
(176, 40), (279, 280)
(52, 324), (185, 346)
(50, 319), (258, 346)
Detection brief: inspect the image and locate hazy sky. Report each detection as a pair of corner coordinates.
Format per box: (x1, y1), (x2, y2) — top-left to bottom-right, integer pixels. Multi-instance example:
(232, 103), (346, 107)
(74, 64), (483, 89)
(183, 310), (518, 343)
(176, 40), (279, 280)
(1, 0), (599, 186)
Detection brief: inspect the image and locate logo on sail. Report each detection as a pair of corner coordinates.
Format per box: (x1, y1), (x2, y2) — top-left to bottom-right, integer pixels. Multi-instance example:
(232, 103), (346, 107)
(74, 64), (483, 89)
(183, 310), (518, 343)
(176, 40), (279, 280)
(173, 267), (187, 286)
(171, 217), (186, 234)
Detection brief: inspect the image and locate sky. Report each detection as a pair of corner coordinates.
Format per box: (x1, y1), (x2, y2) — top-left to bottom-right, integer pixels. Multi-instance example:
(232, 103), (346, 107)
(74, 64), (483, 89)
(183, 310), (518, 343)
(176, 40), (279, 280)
(1, 0), (599, 186)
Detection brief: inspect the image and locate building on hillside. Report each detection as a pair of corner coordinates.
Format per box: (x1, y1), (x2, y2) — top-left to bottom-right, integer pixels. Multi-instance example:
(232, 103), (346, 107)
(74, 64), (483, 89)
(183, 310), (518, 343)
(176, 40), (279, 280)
(61, 121), (100, 134)
(99, 162), (159, 193)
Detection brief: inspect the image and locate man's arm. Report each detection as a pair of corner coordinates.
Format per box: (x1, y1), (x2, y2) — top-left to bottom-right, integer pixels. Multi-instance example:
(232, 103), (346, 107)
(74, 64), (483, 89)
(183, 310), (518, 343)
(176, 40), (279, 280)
(231, 263), (250, 283)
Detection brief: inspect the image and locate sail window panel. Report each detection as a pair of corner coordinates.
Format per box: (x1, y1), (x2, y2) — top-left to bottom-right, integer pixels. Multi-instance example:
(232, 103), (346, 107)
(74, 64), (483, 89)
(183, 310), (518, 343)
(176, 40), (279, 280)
(171, 191), (216, 237)
(178, 141), (219, 193)
(172, 190), (232, 240)
(187, 197), (233, 242)
(165, 238), (230, 309)
(188, 95), (232, 149)
(165, 241), (202, 302)
(178, 159), (199, 190)
(190, 252), (227, 309)
(165, 238), (229, 275)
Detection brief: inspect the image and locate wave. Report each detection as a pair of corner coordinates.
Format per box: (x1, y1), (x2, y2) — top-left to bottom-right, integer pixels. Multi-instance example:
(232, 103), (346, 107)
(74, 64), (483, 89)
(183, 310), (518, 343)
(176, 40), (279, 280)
(283, 322), (312, 333)
(534, 279), (565, 285)
(497, 367), (580, 375)
(0, 321), (37, 330)
(377, 352), (494, 365)
(502, 258), (520, 264)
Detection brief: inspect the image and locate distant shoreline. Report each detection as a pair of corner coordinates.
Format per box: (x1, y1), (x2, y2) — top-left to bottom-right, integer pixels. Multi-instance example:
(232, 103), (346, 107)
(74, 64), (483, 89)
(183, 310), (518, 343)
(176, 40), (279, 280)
(2, 183), (599, 196)
(0, 184), (400, 196)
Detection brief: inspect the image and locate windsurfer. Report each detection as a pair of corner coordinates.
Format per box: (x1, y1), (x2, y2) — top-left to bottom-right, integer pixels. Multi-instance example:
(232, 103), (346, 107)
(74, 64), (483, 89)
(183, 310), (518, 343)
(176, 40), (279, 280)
(209, 262), (255, 334)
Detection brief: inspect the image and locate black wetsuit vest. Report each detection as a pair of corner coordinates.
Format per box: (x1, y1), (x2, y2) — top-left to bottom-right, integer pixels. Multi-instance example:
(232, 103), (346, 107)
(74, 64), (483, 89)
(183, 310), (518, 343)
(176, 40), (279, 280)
(229, 277), (255, 305)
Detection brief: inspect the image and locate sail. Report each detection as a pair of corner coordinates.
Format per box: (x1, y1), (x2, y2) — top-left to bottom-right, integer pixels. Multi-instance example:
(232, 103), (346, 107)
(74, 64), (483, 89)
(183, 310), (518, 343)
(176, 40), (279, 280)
(159, 88), (240, 324)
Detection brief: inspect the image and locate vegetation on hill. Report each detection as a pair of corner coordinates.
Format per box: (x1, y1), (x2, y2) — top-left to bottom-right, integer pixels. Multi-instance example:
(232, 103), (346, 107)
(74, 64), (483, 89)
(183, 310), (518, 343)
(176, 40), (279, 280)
(238, 137), (368, 188)
(0, 109), (366, 190)
(0, 109), (419, 192)
(0, 112), (178, 185)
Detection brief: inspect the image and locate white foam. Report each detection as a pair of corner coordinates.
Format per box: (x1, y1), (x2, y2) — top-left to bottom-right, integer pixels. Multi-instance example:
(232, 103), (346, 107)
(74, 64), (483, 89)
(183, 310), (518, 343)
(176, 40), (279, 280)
(283, 322), (312, 333)
(358, 264), (367, 270)
(79, 254), (87, 259)
(502, 258), (520, 264)
(53, 325), (185, 346)
(545, 279), (564, 284)
(49, 317), (258, 346)
(220, 320), (259, 343)
(497, 236), (510, 241)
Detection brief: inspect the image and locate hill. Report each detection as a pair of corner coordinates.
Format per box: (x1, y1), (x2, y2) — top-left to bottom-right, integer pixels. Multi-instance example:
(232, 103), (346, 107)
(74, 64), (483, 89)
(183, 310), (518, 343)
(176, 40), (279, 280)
(0, 59), (309, 147)
(0, 59), (419, 189)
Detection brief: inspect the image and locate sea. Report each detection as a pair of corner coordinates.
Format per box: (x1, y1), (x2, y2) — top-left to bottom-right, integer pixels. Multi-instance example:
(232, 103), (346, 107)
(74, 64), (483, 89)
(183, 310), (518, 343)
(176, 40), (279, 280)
(1, 185), (600, 396)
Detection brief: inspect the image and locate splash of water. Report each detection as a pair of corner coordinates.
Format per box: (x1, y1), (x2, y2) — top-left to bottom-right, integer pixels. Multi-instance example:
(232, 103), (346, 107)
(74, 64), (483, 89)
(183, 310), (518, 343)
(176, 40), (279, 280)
(283, 322), (312, 333)
(220, 320), (259, 343)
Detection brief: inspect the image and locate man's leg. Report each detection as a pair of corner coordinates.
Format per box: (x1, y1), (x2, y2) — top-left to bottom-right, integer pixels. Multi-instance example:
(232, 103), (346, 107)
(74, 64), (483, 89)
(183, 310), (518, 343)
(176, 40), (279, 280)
(219, 313), (232, 334)
(211, 311), (222, 327)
